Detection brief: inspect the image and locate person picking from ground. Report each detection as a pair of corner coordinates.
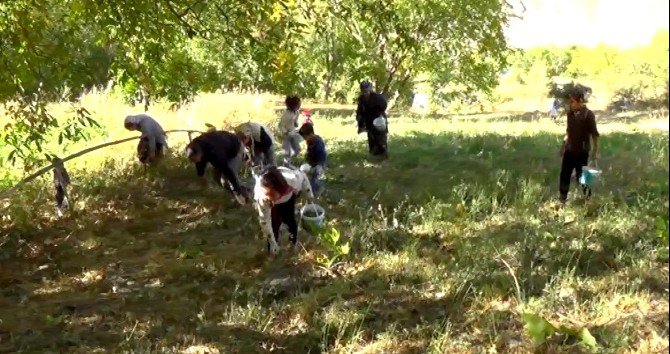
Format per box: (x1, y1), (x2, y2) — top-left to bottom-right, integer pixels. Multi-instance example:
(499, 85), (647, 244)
(235, 121), (276, 167)
(124, 114), (168, 164)
(558, 88), (600, 203)
(356, 80), (389, 159)
(185, 131), (249, 205)
(278, 95), (303, 166)
(253, 165), (314, 255)
(298, 122), (327, 197)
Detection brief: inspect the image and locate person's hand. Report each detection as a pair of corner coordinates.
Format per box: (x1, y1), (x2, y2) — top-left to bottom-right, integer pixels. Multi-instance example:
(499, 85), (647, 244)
(314, 165), (324, 176)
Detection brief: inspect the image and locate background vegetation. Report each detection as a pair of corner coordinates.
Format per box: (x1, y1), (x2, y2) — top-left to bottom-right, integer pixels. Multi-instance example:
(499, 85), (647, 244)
(0, 1), (668, 352)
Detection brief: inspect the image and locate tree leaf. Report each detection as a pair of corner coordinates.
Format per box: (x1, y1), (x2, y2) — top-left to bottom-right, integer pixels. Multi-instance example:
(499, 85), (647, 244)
(521, 313), (556, 344)
(579, 328), (598, 349)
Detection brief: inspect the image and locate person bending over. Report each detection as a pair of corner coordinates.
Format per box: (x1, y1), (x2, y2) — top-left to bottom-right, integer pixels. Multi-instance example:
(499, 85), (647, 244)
(253, 166), (314, 254)
(124, 114), (168, 164)
(186, 131), (249, 205)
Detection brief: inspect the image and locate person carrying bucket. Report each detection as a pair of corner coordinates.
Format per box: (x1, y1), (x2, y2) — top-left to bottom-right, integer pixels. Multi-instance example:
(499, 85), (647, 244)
(298, 122), (327, 197)
(356, 80), (389, 159)
(558, 87), (600, 203)
(253, 165), (315, 254)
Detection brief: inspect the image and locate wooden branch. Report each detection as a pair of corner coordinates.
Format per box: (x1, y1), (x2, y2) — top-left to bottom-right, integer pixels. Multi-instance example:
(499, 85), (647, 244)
(0, 129), (205, 200)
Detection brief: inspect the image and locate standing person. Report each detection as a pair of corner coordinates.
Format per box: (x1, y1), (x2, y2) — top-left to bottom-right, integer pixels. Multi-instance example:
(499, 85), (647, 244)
(356, 81), (389, 159)
(124, 114), (168, 164)
(278, 95), (303, 166)
(235, 122), (276, 167)
(298, 122), (327, 197)
(253, 166), (314, 254)
(549, 98), (560, 120)
(185, 131), (249, 205)
(558, 89), (600, 203)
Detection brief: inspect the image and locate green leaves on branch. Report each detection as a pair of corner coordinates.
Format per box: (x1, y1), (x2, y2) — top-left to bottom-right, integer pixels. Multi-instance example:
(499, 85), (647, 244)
(1, 0), (515, 167)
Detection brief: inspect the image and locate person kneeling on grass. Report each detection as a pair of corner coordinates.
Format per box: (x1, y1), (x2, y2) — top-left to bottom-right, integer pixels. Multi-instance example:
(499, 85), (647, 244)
(558, 88), (600, 204)
(235, 122), (277, 168)
(298, 122), (327, 197)
(254, 166), (315, 255)
(124, 114), (168, 164)
(185, 131), (249, 206)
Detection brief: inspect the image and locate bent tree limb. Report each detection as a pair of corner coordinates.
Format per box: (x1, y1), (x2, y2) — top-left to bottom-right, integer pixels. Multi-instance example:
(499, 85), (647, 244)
(0, 129), (205, 200)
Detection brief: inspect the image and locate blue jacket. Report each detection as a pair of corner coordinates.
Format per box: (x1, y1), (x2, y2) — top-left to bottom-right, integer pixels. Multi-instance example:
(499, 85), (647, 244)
(306, 135), (327, 167)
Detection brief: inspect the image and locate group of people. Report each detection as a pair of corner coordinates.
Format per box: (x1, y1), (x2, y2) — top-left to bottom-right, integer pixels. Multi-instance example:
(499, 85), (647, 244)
(120, 81), (598, 254)
(122, 81), (390, 255)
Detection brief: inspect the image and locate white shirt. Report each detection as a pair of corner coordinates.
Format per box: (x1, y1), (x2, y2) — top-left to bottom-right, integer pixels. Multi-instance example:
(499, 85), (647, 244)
(278, 110), (300, 136)
(253, 167), (314, 237)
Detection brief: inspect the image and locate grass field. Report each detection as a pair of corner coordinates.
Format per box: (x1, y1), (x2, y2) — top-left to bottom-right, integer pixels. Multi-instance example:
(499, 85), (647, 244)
(0, 92), (668, 353)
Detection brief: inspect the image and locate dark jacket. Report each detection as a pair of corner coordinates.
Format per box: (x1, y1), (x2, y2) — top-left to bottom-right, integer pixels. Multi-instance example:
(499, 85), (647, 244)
(189, 131), (245, 194)
(306, 135), (327, 167)
(566, 106), (599, 153)
(356, 92), (388, 130)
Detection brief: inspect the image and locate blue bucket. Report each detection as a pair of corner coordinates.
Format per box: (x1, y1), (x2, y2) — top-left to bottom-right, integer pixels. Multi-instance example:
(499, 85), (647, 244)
(579, 168), (601, 188)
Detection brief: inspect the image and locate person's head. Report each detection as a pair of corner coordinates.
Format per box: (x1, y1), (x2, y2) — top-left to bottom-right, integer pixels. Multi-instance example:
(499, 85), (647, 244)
(260, 166), (292, 201)
(285, 95), (301, 112)
(184, 140), (203, 163)
(298, 122), (315, 140)
(360, 81), (373, 97)
(569, 90), (586, 110)
(124, 115), (141, 131)
(235, 130), (252, 146)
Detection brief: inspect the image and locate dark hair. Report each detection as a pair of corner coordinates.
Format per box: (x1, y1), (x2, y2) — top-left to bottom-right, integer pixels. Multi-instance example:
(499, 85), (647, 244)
(260, 166), (291, 195)
(285, 95), (301, 111)
(298, 122), (314, 137)
(569, 90), (585, 102)
(360, 80), (372, 90)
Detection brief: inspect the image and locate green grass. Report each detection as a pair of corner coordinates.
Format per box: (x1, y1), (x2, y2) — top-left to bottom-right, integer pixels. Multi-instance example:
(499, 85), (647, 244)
(0, 93), (668, 353)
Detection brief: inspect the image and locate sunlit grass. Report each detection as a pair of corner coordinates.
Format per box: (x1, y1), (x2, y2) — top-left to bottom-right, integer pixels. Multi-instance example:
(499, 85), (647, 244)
(0, 91), (667, 353)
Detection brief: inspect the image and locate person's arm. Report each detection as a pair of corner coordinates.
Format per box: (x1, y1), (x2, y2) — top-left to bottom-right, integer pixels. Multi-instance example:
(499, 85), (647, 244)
(313, 140), (327, 167)
(219, 160), (243, 195)
(355, 98), (365, 132)
(255, 199), (275, 239)
(559, 132), (568, 157)
(589, 111), (600, 159)
(299, 170), (315, 201)
(377, 94), (388, 116)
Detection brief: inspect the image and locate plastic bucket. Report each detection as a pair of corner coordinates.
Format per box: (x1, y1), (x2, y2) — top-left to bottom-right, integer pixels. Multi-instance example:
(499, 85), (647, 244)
(579, 168), (601, 187)
(300, 203), (325, 233)
(373, 117), (387, 132)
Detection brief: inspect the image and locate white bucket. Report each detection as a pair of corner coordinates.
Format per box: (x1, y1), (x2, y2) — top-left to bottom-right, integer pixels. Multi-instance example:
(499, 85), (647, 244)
(299, 163), (311, 173)
(300, 203), (325, 231)
(373, 117), (387, 132)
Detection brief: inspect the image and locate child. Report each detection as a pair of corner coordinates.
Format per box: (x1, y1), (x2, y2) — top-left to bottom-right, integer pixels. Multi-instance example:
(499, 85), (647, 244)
(124, 114), (168, 164)
(549, 98), (560, 120)
(278, 96), (303, 166)
(253, 166), (314, 254)
(185, 131), (249, 205)
(298, 122), (327, 197)
(235, 122), (276, 167)
(558, 89), (600, 203)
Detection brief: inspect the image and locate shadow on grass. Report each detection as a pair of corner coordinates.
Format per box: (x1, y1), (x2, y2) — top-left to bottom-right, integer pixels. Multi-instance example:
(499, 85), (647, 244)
(0, 127), (667, 352)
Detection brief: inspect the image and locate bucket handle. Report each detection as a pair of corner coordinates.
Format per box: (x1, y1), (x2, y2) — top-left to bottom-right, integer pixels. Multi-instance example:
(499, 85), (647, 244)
(304, 203), (321, 216)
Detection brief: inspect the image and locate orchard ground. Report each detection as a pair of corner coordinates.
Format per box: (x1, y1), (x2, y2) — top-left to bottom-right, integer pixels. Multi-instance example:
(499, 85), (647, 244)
(0, 92), (668, 353)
